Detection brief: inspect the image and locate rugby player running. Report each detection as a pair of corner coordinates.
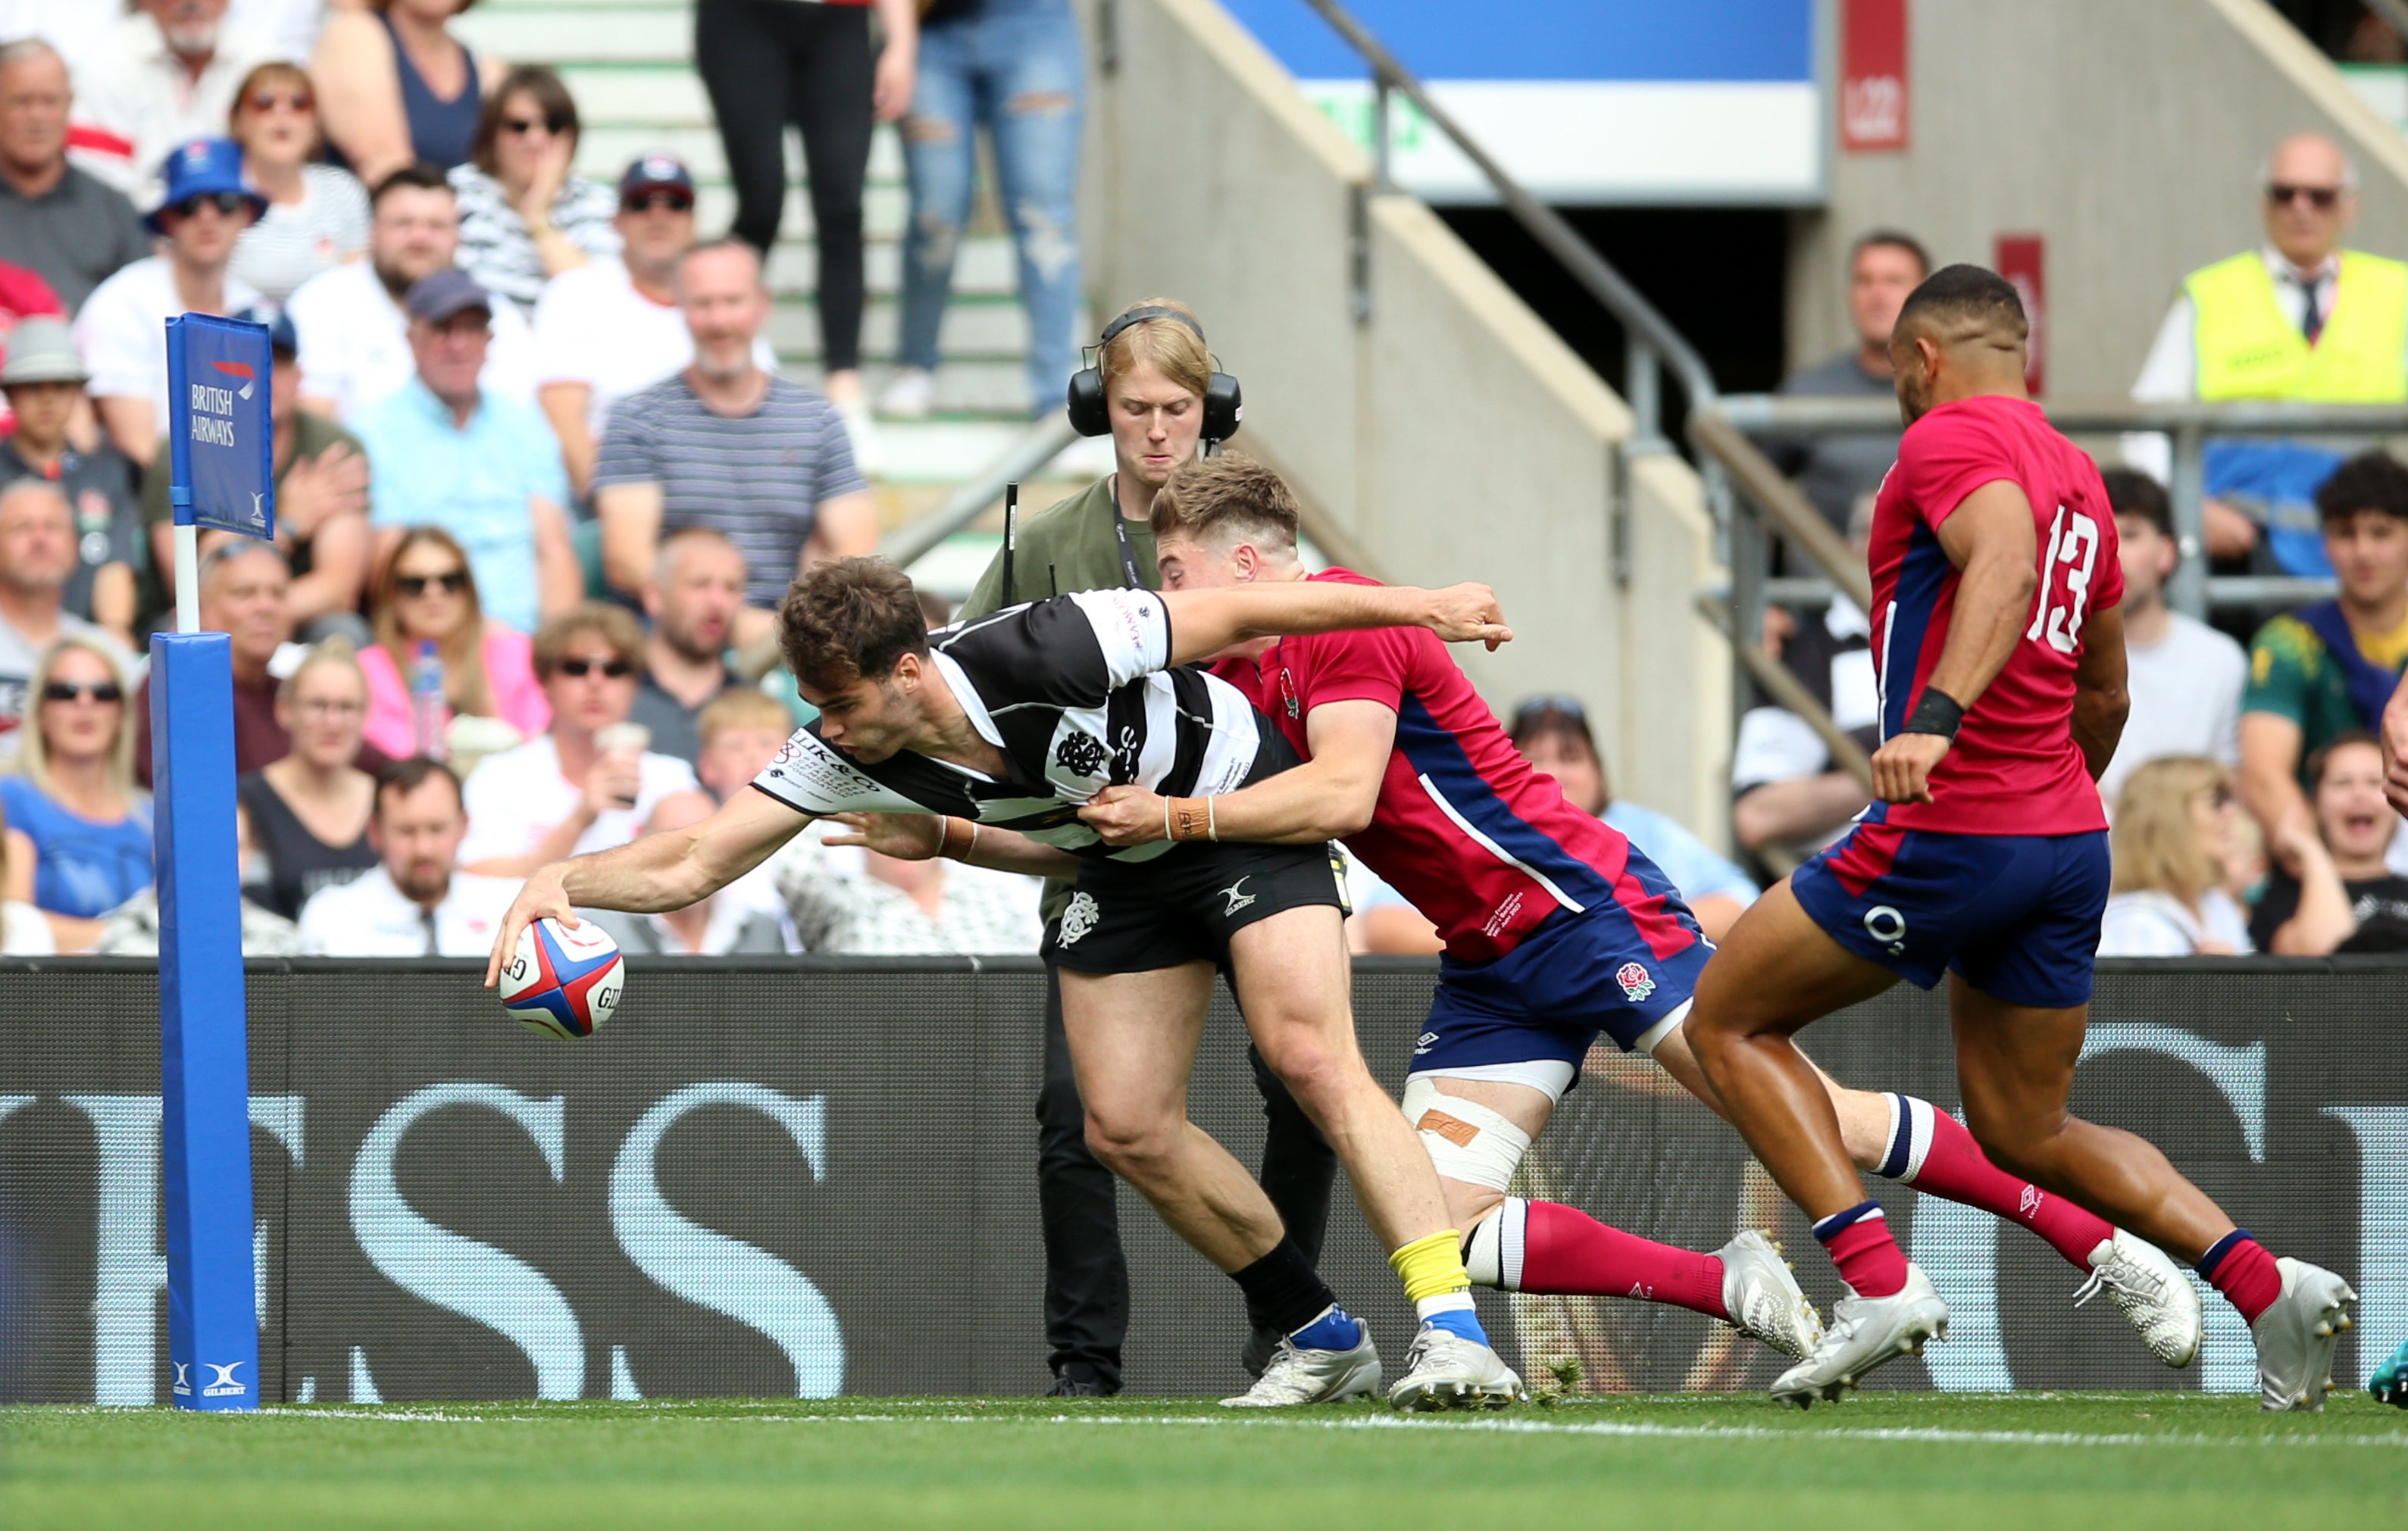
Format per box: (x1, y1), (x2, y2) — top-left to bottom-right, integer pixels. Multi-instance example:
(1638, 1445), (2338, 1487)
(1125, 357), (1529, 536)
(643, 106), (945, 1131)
(1681, 265), (2355, 1408)
(1078, 455), (2202, 1373)
(487, 558), (1531, 1408)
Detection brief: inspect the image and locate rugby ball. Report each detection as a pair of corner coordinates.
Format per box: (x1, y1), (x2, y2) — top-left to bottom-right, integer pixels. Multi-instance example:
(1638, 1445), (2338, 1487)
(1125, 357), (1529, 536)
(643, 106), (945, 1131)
(499, 917), (624, 1039)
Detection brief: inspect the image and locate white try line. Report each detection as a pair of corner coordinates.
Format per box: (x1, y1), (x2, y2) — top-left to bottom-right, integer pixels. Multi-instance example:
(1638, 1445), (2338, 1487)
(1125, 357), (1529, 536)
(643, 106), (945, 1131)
(237, 1405), (2408, 1450)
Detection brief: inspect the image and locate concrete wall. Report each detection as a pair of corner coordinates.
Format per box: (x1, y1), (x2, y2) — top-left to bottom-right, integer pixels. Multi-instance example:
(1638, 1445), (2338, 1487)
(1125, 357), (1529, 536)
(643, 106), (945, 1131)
(1089, 0), (1729, 831)
(1790, 0), (2408, 394)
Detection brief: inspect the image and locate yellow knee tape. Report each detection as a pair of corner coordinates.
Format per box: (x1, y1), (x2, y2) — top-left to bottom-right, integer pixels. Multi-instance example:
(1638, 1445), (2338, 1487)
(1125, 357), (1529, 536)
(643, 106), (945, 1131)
(1388, 1229), (1472, 1303)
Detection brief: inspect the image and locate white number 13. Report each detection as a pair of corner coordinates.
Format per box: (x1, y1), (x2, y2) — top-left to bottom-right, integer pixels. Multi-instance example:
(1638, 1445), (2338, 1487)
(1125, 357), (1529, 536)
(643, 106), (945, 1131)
(2025, 505), (2098, 655)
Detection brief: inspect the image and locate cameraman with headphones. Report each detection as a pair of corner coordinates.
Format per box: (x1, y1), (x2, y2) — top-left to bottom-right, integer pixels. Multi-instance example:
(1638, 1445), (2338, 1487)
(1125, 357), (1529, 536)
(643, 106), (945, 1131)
(959, 298), (1335, 1398)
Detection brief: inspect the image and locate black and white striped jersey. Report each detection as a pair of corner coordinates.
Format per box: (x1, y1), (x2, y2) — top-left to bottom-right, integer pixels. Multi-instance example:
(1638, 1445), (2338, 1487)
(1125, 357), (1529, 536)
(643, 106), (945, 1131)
(749, 589), (1296, 860)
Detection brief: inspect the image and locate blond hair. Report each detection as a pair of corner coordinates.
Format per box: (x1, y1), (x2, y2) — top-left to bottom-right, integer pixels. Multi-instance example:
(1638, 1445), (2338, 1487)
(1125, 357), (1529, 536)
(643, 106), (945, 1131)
(279, 634), (367, 707)
(373, 526), (497, 720)
(14, 636), (135, 800)
(1098, 297), (1212, 403)
(697, 688), (791, 751)
(2109, 756), (2228, 906)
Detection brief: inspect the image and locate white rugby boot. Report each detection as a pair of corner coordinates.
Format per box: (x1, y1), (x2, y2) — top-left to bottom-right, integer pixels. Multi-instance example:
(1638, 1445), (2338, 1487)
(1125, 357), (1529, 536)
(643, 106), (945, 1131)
(2070, 1229), (2200, 1368)
(1716, 1230), (1823, 1360)
(1218, 1327), (1383, 1408)
(1385, 1325), (1526, 1411)
(2251, 1257), (2356, 1412)
(1769, 1263), (1948, 1408)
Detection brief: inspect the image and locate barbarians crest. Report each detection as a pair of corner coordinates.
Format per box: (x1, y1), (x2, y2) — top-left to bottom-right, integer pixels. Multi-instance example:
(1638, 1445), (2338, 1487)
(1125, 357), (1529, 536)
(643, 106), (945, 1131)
(1060, 892), (1100, 945)
(1054, 730), (1109, 776)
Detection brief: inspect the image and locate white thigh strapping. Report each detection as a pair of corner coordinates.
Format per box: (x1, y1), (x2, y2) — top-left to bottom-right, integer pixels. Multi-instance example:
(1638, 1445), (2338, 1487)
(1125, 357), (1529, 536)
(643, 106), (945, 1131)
(1399, 1074), (1536, 1192)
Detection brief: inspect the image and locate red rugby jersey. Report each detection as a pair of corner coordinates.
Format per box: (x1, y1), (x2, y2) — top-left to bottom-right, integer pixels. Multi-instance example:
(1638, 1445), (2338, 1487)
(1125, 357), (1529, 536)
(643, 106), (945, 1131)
(1867, 394), (2122, 836)
(1214, 570), (1693, 964)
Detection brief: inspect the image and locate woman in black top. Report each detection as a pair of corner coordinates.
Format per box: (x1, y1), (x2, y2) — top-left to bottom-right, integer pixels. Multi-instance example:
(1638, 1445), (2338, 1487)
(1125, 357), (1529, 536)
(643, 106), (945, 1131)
(239, 641), (380, 920)
(2252, 730), (2408, 953)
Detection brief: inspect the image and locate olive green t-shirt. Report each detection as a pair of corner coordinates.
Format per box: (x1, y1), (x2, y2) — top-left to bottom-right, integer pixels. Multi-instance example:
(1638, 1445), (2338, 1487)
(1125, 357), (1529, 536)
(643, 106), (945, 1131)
(959, 474), (1156, 925)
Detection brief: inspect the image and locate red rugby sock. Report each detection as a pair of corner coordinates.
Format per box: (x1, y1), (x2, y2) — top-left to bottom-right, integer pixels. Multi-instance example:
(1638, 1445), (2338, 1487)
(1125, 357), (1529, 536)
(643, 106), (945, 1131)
(1816, 1201), (1909, 1298)
(1881, 1097), (2115, 1269)
(2200, 1231), (2282, 1325)
(1517, 1201), (1729, 1320)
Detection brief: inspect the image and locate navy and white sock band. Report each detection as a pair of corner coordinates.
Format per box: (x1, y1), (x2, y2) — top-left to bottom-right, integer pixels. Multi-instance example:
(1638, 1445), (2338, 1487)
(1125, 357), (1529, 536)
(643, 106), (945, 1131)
(1877, 1093), (1937, 1182)
(1812, 1199), (1888, 1243)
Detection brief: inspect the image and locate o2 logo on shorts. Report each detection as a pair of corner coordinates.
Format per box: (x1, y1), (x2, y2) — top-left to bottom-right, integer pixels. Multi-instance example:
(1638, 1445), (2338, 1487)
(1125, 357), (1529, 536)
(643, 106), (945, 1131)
(1059, 892), (1099, 946)
(1615, 961), (1656, 1001)
(1862, 905), (1909, 956)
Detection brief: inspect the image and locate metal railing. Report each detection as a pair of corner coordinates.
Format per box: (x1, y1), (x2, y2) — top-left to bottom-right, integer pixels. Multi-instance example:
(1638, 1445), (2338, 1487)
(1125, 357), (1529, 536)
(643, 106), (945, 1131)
(1714, 394), (2406, 618)
(878, 416), (1083, 571)
(1296, 0), (1718, 450)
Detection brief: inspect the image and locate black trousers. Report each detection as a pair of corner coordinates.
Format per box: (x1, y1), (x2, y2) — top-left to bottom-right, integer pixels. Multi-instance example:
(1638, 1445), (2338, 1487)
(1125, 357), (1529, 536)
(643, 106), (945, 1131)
(693, 0), (872, 373)
(1037, 961), (1338, 1388)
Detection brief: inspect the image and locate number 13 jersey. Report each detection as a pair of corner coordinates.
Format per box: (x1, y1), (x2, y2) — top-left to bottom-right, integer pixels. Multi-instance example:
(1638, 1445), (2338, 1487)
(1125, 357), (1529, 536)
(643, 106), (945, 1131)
(1869, 392), (2124, 836)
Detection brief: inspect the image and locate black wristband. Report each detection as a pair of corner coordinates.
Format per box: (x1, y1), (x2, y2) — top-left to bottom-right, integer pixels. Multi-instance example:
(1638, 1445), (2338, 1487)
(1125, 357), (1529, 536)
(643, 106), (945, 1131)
(1900, 686), (1965, 739)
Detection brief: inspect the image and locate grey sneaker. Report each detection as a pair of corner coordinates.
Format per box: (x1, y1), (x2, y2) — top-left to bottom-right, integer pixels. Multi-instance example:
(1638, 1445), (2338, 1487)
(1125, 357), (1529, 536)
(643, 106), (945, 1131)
(1385, 1326), (1525, 1411)
(1717, 1230), (1823, 1360)
(2071, 1229), (2200, 1369)
(1219, 1326), (1382, 1408)
(2251, 1256), (2355, 1412)
(1770, 1263), (1948, 1408)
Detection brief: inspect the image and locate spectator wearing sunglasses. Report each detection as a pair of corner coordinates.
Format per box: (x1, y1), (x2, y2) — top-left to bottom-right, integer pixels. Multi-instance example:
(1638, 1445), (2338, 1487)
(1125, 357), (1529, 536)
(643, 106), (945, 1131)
(447, 66), (619, 317)
(2098, 757), (2254, 956)
(0, 480), (133, 751)
(534, 155), (776, 499)
(2127, 132), (2408, 577)
(74, 136), (265, 467)
(226, 60), (369, 305)
(357, 525), (549, 762)
(67, 0), (271, 198)
(457, 601), (697, 876)
(0, 634), (150, 952)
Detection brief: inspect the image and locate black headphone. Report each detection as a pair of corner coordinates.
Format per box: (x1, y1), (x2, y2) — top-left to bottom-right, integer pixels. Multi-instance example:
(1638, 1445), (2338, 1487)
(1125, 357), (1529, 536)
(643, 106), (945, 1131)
(1065, 305), (1243, 444)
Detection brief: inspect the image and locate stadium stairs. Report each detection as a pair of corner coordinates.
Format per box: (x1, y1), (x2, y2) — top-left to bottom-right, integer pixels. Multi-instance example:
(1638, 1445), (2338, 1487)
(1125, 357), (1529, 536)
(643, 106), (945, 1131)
(453, 0), (1111, 598)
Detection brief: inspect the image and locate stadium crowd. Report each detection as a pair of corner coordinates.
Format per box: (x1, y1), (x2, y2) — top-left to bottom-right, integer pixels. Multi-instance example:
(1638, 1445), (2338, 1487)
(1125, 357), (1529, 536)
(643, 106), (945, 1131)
(0, 2), (2403, 973)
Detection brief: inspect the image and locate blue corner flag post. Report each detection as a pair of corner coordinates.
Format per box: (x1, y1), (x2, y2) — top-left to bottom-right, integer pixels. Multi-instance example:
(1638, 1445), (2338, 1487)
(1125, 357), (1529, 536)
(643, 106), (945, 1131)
(158, 313), (275, 1411)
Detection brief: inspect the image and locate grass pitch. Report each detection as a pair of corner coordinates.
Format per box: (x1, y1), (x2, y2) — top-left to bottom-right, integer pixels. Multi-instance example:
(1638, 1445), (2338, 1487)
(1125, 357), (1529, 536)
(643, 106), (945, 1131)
(5, 1392), (2403, 1529)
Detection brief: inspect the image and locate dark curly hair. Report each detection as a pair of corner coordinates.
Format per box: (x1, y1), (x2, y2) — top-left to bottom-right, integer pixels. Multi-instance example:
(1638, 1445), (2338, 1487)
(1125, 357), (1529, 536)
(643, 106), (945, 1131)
(2313, 450), (2408, 527)
(778, 558), (932, 695)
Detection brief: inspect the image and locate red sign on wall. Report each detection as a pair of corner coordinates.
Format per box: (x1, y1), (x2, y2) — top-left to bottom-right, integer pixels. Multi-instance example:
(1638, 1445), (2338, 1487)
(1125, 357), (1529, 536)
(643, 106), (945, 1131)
(1994, 233), (2046, 395)
(1840, 0), (1909, 152)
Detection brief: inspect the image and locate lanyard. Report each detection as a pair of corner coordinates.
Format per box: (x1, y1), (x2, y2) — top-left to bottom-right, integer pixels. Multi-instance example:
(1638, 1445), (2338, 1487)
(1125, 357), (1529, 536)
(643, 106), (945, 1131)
(1109, 501), (1145, 590)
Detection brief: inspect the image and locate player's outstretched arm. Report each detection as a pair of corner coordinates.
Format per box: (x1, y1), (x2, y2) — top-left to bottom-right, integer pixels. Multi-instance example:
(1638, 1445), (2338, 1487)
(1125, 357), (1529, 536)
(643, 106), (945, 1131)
(1158, 581), (1511, 666)
(1080, 700), (1398, 848)
(483, 789), (807, 986)
(1869, 481), (2039, 804)
(2071, 599), (2131, 782)
(821, 812), (1082, 876)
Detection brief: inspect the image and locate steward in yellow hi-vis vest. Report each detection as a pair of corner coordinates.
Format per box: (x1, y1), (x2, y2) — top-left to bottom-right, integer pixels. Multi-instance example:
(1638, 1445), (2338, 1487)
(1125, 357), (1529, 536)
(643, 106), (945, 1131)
(2185, 249), (2408, 401)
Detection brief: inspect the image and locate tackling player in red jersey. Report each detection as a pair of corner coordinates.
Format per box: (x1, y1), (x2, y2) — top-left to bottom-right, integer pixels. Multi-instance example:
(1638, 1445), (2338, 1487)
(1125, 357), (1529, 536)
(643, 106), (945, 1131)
(1686, 265), (2356, 1408)
(1079, 455), (2202, 1375)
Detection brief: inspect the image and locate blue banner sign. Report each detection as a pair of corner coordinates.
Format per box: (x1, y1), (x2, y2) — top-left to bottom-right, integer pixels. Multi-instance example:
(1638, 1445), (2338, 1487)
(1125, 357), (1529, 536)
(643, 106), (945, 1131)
(164, 312), (275, 539)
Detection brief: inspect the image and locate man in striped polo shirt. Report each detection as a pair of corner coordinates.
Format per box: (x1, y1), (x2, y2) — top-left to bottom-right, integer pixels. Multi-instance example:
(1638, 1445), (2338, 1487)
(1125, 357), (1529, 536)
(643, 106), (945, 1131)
(592, 239), (879, 650)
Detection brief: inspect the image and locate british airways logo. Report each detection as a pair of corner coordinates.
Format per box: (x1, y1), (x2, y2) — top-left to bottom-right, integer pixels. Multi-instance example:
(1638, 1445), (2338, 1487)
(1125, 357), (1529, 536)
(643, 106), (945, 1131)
(211, 359), (257, 401)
